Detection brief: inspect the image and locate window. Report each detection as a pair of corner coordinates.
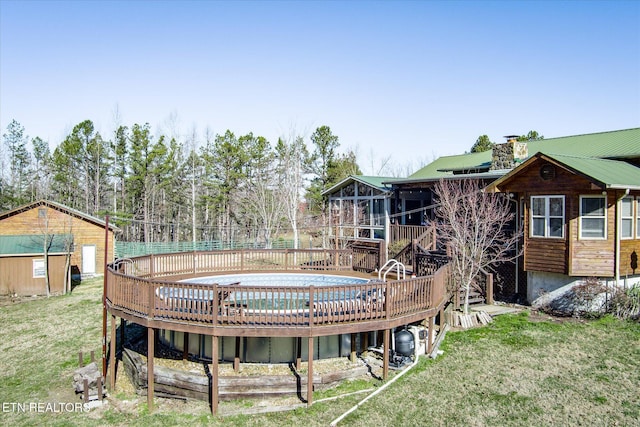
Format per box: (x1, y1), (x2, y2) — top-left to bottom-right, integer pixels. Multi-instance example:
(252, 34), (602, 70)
(33, 259), (45, 278)
(580, 196), (606, 239)
(637, 198), (640, 239)
(621, 196), (634, 239)
(531, 196), (564, 238)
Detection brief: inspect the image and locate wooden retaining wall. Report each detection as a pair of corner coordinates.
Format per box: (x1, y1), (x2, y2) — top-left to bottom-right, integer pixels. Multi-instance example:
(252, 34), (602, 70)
(122, 348), (368, 401)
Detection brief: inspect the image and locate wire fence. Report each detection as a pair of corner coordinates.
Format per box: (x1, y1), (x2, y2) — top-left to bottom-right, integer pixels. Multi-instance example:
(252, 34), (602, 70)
(114, 239), (307, 258)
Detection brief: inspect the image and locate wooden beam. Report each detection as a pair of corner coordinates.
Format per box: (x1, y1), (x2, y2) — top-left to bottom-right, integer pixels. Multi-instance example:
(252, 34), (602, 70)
(183, 332), (189, 360)
(147, 327), (154, 412)
(350, 333), (357, 362)
(307, 337), (314, 407)
(427, 316), (434, 355)
(211, 335), (219, 414)
(383, 329), (389, 380)
(109, 314), (116, 390)
(234, 337), (240, 373)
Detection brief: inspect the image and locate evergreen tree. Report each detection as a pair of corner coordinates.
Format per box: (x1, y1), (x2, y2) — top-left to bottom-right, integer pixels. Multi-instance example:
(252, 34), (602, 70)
(2, 119), (31, 208)
(31, 136), (51, 201)
(470, 134), (494, 153)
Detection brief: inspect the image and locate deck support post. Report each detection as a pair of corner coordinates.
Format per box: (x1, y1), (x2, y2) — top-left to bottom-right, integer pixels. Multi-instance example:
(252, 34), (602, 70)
(427, 316), (434, 355)
(211, 335), (219, 414)
(109, 314), (116, 390)
(183, 333), (189, 360)
(120, 319), (125, 354)
(363, 332), (369, 355)
(383, 329), (389, 380)
(307, 337), (314, 407)
(147, 327), (154, 412)
(234, 337), (241, 372)
(350, 333), (357, 362)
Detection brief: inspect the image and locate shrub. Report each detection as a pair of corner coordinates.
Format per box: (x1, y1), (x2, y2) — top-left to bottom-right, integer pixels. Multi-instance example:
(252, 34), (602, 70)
(609, 284), (640, 320)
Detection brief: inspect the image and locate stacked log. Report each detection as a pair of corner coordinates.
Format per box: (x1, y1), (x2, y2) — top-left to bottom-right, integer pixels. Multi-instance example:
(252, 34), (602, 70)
(72, 362), (105, 401)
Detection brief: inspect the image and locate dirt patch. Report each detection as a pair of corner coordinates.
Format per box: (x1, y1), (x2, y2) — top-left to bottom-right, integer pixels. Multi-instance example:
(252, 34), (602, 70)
(527, 309), (588, 324)
(0, 294), (49, 307)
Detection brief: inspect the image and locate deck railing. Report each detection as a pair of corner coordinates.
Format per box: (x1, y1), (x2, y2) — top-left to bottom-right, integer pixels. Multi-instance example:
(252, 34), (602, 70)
(389, 224), (436, 249)
(106, 248), (448, 336)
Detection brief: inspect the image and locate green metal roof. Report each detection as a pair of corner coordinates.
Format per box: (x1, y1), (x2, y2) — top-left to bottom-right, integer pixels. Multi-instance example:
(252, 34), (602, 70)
(528, 128), (640, 159)
(541, 154), (640, 190)
(0, 234), (73, 256)
(401, 128), (640, 183)
(322, 175), (397, 196)
(487, 152), (640, 192)
(405, 151), (492, 181)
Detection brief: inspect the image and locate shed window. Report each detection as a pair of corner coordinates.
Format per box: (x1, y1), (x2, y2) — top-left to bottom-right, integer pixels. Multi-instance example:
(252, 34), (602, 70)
(33, 259), (46, 278)
(580, 196), (606, 239)
(620, 196), (634, 239)
(531, 196), (564, 238)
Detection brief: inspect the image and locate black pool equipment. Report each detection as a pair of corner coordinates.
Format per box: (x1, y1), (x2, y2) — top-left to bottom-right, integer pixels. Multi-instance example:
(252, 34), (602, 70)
(390, 327), (415, 369)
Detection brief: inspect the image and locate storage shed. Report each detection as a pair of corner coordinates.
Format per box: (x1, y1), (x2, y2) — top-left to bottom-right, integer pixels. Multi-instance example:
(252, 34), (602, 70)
(0, 200), (118, 280)
(0, 234), (71, 296)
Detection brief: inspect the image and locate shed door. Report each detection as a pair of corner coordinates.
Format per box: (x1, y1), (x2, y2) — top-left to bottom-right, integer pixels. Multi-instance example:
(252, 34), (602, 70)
(82, 245), (96, 276)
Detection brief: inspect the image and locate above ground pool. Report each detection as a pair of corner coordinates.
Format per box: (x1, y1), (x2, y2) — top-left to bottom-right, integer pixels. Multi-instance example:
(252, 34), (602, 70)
(156, 272), (375, 363)
(180, 272), (371, 287)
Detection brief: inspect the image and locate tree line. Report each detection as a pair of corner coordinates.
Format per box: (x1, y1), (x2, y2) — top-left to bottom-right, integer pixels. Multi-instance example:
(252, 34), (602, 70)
(0, 119), (360, 246)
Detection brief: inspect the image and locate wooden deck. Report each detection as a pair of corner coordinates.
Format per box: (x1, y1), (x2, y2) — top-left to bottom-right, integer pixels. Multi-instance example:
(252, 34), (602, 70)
(104, 248), (449, 413)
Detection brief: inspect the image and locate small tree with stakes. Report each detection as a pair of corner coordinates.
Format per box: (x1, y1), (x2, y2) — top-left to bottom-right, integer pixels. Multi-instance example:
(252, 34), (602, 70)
(434, 178), (522, 315)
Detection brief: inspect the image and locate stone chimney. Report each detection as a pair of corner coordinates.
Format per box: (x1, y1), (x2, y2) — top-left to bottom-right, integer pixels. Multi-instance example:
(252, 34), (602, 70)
(490, 135), (528, 170)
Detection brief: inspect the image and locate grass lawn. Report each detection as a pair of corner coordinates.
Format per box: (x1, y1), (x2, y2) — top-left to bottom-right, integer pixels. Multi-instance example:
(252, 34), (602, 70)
(0, 277), (638, 426)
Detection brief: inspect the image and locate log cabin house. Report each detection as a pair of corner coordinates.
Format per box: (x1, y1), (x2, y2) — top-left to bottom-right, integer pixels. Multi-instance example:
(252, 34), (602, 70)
(486, 147), (640, 302)
(326, 128), (640, 303)
(0, 200), (118, 295)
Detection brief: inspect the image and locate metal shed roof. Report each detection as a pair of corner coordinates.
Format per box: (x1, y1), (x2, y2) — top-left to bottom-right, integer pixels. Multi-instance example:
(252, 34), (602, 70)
(0, 234), (73, 256)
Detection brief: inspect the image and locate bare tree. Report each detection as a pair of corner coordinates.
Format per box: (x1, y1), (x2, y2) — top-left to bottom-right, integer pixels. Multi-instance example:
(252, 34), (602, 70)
(275, 135), (309, 251)
(434, 179), (521, 314)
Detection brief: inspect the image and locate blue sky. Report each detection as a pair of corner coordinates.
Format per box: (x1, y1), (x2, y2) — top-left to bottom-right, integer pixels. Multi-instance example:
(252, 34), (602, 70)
(1, 0), (639, 175)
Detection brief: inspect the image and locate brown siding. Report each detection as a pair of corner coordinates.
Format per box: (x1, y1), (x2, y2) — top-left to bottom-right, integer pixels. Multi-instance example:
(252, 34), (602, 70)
(569, 192), (616, 277)
(0, 205), (115, 275)
(0, 255), (67, 296)
(502, 159), (620, 277)
(620, 240), (640, 276)
(525, 239), (567, 273)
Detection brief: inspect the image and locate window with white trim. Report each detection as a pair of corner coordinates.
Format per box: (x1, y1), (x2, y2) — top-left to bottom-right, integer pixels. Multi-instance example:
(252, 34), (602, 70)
(531, 196), (565, 238)
(33, 259), (45, 278)
(580, 195), (606, 239)
(620, 196), (634, 239)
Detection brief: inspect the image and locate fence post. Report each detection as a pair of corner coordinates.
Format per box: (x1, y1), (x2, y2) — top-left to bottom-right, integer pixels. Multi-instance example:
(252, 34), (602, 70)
(379, 239), (387, 270)
(486, 273), (494, 305)
(285, 249), (289, 270)
(148, 282), (155, 319)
